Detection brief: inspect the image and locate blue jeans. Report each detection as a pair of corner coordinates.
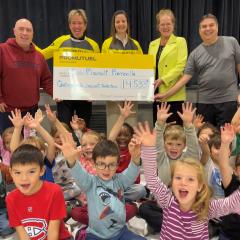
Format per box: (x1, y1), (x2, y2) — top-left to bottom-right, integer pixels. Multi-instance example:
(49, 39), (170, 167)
(86, 225), (146, 240)
(0, 208), (14, 237)
(0, 107), (38, 135)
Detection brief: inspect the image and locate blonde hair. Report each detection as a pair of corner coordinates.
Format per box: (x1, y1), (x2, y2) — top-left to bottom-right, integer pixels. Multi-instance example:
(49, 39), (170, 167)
(21, 136), (46, 152)
(2, 127), (14, 144)
(156, 9), (175, 32)
(50, 122), (71, 137)
(68, 9), (88, 25)
(81, 130), (102, 143)
(171, 158), (212, 220)
(164, 125), (186, 144)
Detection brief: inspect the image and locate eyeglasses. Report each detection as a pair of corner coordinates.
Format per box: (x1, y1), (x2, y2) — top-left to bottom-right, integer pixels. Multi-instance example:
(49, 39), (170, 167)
(95, 162), (118, 171)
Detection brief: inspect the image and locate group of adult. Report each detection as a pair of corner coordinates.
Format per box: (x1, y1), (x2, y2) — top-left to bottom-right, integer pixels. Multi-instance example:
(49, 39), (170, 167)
(0, 8), (240, 135)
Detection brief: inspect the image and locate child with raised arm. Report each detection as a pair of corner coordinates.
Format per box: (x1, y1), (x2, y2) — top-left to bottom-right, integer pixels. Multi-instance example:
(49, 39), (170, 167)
(135, 121), (240, 239)
(0, 127), (14, 166)
(70, 130), (138, 229)
(217, 124), (240, 239)
(57, 134), (146, 240)
(139, 102), (199, 233)
(155, 102), (199, 186)
(45, 104), (81, 200)
(6, 144), (72, 240)
(9, 109), (56, 182)
(109, 101), (147, 201)
(70, 115), (89, 145)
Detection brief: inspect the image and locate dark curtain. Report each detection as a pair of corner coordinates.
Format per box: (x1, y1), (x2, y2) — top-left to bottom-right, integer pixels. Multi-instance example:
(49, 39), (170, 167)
(1, 0), (240, 85)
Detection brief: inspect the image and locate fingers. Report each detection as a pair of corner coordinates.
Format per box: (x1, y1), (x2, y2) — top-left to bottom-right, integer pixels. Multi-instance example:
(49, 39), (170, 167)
(153, 79), (162, 91)
(0, 104), (6, 112)
(154, 93), (164, 100)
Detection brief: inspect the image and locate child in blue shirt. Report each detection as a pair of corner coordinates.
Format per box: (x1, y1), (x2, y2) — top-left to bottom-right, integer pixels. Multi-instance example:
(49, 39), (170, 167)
(56, 133), (145, 240)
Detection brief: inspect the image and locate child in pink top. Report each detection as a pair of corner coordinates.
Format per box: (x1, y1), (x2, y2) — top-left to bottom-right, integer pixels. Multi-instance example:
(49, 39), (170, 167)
(0, 127), (13, 166)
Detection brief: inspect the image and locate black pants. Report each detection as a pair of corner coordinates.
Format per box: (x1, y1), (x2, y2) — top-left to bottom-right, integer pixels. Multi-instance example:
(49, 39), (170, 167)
(153, 101), (183, 126)
(139, 201), (163, 233)
(197, 101), (237, 128)
(57, 100), (92, 127)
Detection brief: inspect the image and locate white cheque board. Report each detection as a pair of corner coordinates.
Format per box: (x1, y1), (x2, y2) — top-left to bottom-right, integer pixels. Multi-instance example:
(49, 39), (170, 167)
(53, 51), (155, 101)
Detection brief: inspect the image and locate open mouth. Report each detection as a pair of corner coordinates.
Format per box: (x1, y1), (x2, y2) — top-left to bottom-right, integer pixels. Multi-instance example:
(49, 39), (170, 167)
(20, 184), (30, 190)
(119, 143), (127, 148)
(179, 190), (188, 198)
(84, 151), (92, 157)
(102, 173), (111, 179)
(169, 151), (179, 158)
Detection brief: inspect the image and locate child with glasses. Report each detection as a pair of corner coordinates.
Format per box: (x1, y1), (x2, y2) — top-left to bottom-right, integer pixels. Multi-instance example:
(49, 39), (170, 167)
(70, 131), (138, 228)
(56, 134), (146, 240)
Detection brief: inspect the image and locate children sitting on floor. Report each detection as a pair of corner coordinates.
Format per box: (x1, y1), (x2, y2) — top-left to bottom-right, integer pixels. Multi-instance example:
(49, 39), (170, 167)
(56, 132), (146, 240)
(6, 144), (73, 239)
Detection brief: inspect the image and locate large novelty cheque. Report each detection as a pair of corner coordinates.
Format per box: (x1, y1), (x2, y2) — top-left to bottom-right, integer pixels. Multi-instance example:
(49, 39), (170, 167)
(53, 51), (154, 101)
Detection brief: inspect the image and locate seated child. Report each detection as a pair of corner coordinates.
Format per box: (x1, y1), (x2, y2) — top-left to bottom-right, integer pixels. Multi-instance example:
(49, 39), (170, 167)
(135, 121), (240, 239)
(45, 104), (81, 200)
(57, 133), (146, 240)
(0, 127), (25, 189)
(203, 134), (226, 199)
(139, 102), (199, 233)
(108, 101), (147, 201)
(217, 124), (240, 240)
(0, 170), (15, 238)
(71, 131), (138, 226)
(6, 144), (72, 240)
(0, 127), (14, 166)
(9, 108), (55, 183)
(197, 121), (220, 165)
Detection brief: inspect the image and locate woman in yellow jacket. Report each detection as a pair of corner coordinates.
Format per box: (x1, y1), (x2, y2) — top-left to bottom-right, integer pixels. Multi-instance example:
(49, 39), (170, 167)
(149, 9), (188, 125)
(37, 9), (100, 127)
(102, 10), (143, 135)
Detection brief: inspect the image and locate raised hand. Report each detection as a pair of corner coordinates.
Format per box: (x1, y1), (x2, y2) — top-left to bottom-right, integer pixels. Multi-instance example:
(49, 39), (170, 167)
(34, 109), (44, 124)
(8, 108), (24, 129)
(128, 138), (141, 165)
(193, 114), (205, 129)
(55, 132), (81, 167)
(26, 110), (44, 130)
(118, 101), (135, 120)
(134, 121), (156, 147)
(177, 102), (196, 127)
(45, 104), (57, 123)
(23, 112), (32, 129)
(70, 115), (80, 130)
(221, 123), (235, 145)
(70, 115), (86, 131)
(198, 134), (210, 154)
(156, 102), (172, 124)
(0, 102), (7, 112)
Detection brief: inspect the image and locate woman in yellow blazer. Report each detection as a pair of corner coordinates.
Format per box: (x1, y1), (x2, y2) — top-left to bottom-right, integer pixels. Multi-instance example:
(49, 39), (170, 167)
(101, 10), (143, 135)
(149, 9), (188, 125)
